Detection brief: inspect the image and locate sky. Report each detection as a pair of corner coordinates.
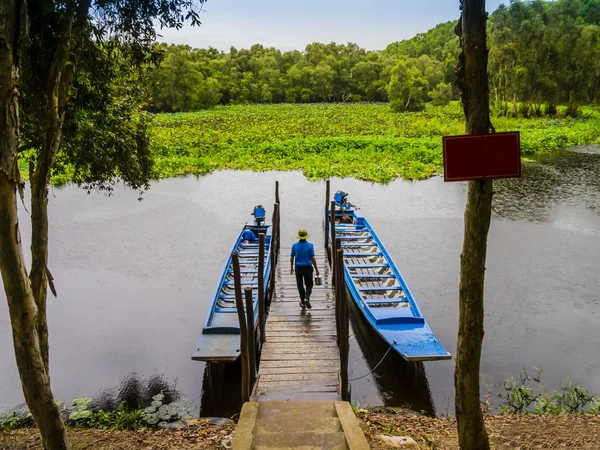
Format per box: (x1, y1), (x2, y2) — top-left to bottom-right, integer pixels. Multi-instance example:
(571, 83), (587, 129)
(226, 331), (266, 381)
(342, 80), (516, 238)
(157, 0), (509, 52)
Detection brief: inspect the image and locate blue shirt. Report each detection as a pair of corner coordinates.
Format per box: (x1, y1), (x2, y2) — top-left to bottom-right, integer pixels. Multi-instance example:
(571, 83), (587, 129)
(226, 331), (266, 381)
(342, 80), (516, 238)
(291, 240), (314, 266)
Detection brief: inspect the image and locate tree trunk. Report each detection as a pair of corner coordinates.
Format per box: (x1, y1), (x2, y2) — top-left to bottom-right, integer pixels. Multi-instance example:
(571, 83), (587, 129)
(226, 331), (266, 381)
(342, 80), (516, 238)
(0, 177), (70, 450)
(30, 173), (51, 372)
(454, 1), (492, 449)
(28, 0), (85, 373)
(1, 2), (70, 448)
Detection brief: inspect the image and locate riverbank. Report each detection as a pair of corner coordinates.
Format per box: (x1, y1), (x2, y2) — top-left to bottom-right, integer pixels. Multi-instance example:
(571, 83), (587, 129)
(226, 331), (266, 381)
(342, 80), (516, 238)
(360, 408), (600, 448)
(148, 102), (600, 183)
(2, 411), (599, 449)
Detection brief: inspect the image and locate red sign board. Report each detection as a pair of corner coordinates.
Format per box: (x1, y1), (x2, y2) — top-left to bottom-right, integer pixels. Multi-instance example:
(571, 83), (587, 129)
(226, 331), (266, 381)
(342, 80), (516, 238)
(442, 131), (521, 182)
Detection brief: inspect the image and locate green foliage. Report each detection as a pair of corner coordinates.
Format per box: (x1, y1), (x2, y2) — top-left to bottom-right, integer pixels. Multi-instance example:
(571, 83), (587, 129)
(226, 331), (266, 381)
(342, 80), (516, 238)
(87, 407), (146, 431)
(489, 0), (600, 114)
(0, 413), (23, 431)
(143, 393), (196, 426)
(146, 102), (600, 183)
(69, 397), (94, 421)
(498, 367), (600, 415)
(141, 0), (600, 116)
(64, 394), (197, 430)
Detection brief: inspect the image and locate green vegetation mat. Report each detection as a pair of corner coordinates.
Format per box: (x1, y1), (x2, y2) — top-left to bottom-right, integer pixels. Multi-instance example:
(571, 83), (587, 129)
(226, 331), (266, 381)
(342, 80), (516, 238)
(150, 102), (600, 183)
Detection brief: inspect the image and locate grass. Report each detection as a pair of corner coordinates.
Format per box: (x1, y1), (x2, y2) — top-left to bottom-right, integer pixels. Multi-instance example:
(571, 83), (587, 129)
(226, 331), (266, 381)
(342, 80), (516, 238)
(149, 102), (600, 183)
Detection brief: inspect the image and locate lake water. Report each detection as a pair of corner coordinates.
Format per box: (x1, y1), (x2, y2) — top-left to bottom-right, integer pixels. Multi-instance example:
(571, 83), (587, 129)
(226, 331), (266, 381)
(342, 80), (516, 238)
(1, 149), (599, 417)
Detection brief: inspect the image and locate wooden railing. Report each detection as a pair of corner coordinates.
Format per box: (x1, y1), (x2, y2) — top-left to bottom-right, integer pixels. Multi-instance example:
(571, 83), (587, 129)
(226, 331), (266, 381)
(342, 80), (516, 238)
(326, 181), (350, 401)
(232, 182), (280, 402)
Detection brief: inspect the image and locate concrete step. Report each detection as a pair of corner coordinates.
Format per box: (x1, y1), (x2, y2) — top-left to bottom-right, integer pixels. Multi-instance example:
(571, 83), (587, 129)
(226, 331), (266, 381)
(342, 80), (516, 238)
(232, 401), (369, 450)
(253, 431), (347, 449)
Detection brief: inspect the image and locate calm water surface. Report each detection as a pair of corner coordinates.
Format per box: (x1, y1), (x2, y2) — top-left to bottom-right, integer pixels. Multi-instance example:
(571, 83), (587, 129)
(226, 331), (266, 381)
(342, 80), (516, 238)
(1, 150), (599, 416)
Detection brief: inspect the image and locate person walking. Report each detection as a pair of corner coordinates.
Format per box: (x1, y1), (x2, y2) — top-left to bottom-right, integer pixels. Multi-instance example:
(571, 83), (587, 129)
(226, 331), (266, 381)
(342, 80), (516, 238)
(290, 228), (320, 309)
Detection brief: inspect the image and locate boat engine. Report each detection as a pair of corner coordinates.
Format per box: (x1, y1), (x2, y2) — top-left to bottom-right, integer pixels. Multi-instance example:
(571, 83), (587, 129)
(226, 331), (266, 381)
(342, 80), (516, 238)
(252, 205), (266, 226)
(334, 190), (356, 209)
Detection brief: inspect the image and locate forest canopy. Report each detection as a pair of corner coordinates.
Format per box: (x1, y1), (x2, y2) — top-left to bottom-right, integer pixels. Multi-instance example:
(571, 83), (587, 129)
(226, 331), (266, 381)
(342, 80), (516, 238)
(148, 0), (600, 115)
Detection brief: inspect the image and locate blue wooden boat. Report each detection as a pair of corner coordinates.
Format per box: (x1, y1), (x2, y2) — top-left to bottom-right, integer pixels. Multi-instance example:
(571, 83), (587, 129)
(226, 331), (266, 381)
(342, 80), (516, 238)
(192, 206), (272, 362)
(328, 191), (451, 362)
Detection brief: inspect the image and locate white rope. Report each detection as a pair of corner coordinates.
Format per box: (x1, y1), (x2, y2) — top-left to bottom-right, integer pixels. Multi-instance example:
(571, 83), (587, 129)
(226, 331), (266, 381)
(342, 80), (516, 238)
(348, 343), (394, 381)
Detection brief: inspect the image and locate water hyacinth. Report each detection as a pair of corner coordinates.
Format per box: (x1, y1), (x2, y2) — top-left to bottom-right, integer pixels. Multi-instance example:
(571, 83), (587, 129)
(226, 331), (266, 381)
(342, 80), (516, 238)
(142, 394), (197, 424)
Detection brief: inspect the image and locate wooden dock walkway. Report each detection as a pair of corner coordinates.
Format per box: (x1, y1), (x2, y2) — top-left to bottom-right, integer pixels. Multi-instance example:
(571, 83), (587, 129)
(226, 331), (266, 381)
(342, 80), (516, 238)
(251, 248), (341, 401)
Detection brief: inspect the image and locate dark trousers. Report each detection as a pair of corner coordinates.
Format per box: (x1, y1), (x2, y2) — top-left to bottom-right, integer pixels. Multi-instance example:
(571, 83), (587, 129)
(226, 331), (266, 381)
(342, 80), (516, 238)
(295, 265), (313, 301)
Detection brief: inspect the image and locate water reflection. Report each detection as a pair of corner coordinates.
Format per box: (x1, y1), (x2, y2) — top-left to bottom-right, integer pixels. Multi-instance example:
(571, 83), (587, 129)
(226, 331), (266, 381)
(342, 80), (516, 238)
(200, 362), (243, 418)
(347, 295), (435, 416)
(93, 374), (180, 412)
(494, 151), (600, 226)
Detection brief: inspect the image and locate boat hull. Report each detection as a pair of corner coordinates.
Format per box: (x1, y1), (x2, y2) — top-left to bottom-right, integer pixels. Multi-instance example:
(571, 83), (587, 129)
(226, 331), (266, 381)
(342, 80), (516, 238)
(327, 204), (450, 362)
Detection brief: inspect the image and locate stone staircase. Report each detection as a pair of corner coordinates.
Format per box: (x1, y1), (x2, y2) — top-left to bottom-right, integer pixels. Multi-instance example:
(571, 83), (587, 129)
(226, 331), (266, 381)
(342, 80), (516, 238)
(232, 401), (370, 450)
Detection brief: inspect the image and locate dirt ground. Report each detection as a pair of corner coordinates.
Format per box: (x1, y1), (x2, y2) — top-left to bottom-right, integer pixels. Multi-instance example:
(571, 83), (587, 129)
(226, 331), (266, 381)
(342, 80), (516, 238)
(0, 420), (235, 449)
(2, 411), (600, 449)
(360, 408), (600, 449)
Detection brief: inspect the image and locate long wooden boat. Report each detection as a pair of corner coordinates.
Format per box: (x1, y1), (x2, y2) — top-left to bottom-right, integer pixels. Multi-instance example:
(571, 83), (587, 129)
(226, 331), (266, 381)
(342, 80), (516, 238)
(328, 191), (451, 362)
(192, 206), (272, 362)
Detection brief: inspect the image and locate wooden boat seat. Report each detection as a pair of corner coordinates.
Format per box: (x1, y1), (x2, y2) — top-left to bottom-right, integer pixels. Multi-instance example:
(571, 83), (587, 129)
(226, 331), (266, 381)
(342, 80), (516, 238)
(223, 281), (258, 286)
(204, 311), (241, 334)
(349, 252), (383, 257)
(218, 294), (257, 300)
(371, 307), (425, 325)
(350, 274), (395, 279)
(237, 251), (269, 257)
(340, 243), (378, 248)
(365, 298), (409, 306)
(368, 256), (385, 263)
(346, 263), (389, 268)
(358, 286), (403, 291)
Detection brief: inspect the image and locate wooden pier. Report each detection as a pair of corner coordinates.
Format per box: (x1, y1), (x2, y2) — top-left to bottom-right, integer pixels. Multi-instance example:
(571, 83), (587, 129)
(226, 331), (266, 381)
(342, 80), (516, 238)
(251, 249), (340, 401)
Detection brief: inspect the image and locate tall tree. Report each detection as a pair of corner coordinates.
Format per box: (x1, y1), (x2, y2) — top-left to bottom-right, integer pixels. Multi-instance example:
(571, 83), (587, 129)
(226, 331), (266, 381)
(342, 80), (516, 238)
(454, 0), (493, 449)
(0, 2), (71, 449)
(0, 1), (204, 449)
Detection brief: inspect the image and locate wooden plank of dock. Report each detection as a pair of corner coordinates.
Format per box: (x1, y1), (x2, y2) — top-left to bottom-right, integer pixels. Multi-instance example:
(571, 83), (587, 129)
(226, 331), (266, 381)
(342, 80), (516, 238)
(251, 248), (341, 401)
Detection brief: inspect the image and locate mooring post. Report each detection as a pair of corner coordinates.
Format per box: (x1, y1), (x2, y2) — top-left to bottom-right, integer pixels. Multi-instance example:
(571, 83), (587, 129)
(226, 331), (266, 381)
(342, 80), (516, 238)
(324, 180), (330, 250)
(244, 287), (257, 391)
(330, 200), (337, 278)
(275, 182), (281, 256)
(336, 247), (349, 401)
(258, 233), (266, 344)
(273, 202), (280, 262)
(335, 237), (342, 347)
(232, 253), (250, 402)
(269, 204), (278, 297)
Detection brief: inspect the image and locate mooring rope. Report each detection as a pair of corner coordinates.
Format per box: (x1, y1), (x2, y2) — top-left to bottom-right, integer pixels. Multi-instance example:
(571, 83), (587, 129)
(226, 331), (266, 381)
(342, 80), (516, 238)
(348, 342), (394, 381)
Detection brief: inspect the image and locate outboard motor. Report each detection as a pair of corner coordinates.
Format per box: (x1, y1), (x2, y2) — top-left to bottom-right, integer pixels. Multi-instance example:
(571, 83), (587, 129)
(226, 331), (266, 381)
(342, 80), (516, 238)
(334, 190), (348, 205)
(252, 205), (266, 226)
(334, 190), (356, 209)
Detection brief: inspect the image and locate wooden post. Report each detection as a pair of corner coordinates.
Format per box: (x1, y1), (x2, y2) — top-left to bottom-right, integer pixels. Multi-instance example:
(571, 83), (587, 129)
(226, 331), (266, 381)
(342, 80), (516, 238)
(273, 202), (280, 262)
(258, 233), (266, 344)
(275, 182), (281, 257)
(244, 287), (257, 391)
(330, 200), (337, 278)
(337, 247), (349, 401)
(324, 180), (330, 250)
(232, 253), (249, 402)
(335, 237), (342, 347)
(269, 204), (278, 299)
